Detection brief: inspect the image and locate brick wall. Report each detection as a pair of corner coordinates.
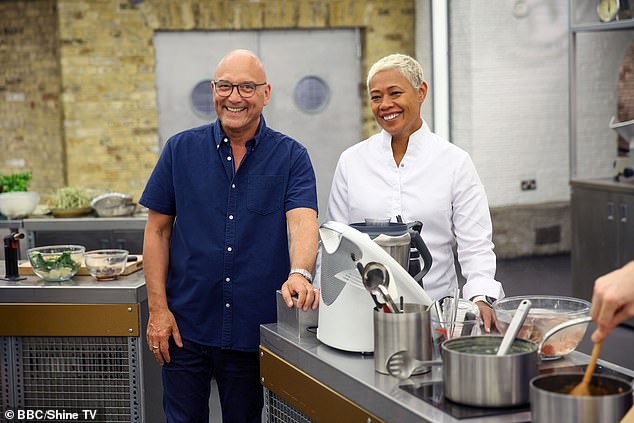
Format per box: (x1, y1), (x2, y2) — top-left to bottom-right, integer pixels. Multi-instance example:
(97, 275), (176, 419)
(0, 0), (64, 195)
(52, 0), (415, 199)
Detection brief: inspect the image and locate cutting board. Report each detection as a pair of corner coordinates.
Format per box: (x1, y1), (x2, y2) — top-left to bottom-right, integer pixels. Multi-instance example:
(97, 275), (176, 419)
(19, 255), (144, 276)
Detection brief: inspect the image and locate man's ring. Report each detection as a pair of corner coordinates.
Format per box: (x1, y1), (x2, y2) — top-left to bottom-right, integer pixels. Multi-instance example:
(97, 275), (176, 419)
(152, 345), (159, 349)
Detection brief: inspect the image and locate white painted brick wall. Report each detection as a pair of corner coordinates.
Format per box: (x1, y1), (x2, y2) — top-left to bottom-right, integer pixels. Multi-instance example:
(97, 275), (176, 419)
(449, 0), (631, 207)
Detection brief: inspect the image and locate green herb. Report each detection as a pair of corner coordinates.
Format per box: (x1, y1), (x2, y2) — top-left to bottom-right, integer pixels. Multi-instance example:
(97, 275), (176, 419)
(48, 187), (92, 209)
(30, 251), (80, 273)
(0, 171), (31, 193)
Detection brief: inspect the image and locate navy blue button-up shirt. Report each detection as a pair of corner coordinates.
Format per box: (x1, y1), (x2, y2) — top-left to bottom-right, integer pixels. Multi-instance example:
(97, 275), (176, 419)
(140, 117), (317, 351)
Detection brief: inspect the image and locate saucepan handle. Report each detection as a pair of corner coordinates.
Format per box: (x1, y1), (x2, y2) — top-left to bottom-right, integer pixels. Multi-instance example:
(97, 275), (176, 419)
(537, 316), (592, 355)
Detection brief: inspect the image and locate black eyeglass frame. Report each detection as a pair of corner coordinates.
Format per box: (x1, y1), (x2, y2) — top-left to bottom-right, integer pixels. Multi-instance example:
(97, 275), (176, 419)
(212, 80), (268, 98)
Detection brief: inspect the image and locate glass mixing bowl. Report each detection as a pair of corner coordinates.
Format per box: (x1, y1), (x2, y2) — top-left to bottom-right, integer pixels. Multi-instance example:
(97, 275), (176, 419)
(27, 245), (85, 282)
(84, 249), (129, 280)
(493, 295), (591, 359)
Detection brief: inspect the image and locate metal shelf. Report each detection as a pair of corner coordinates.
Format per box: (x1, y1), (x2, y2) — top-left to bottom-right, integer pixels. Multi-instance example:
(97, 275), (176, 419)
(572, 19), (634, 32)
(568, 1), (634, 179)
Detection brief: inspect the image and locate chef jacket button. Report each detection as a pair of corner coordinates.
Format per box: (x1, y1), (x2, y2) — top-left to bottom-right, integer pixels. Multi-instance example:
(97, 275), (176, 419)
(231, 184), (236, 188)
(223, 138), (228, 143)
(225, 277), (230, 282)
(227, 156), (232, 161)
(225, 303), (230, 308)
(227, 246), (232, 252)
(229, 215), (234, 220)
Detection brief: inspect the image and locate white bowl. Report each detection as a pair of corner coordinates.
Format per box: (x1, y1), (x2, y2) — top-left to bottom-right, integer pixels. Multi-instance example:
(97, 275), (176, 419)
(0, 191), (39, 219)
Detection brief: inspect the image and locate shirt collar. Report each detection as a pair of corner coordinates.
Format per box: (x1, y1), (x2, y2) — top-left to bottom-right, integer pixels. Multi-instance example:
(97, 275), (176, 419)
(379, 119), (432, 153)
(213, 115), (267, 149)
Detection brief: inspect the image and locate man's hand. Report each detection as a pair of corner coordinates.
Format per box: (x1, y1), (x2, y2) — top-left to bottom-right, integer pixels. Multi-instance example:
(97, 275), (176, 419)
(282, 273), (319, 311)
(475, 301), (498, 333)
(146, 308), (183, 365)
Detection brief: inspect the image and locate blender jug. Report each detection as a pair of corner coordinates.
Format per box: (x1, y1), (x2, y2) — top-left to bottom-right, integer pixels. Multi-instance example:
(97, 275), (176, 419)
(349, 219), (432, 286)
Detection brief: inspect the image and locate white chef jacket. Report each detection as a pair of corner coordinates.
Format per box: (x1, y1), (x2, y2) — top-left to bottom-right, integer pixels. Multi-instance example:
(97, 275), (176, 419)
(325, 121), (504, 302)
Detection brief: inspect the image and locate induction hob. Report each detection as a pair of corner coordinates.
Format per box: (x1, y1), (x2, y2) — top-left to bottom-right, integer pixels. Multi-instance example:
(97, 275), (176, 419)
(399, 364), (633, 420)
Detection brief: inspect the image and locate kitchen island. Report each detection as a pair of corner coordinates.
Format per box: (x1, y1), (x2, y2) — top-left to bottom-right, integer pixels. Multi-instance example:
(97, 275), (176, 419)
(260, 322), (634, 423)
(0, 263), (162, 423)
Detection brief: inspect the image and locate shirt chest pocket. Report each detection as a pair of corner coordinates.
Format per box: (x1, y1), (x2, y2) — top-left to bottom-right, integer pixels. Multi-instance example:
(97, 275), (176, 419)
(247, 175), (284, 215)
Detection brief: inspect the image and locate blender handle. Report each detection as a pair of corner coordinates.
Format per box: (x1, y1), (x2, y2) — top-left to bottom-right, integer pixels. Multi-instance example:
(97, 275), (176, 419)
(410, 229), (432, 283)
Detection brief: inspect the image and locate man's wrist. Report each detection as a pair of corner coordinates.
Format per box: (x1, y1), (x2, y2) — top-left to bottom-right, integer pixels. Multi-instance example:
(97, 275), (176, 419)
(289, 268), (313, 283)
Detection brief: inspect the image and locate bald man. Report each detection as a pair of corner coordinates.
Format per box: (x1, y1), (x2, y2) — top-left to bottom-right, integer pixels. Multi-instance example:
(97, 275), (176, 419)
(140, 49), (319, 422)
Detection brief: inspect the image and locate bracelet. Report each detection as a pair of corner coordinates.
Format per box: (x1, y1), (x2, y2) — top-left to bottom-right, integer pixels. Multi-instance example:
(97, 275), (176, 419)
(471, 295), (495, 307)
(289, 268), (313, 283)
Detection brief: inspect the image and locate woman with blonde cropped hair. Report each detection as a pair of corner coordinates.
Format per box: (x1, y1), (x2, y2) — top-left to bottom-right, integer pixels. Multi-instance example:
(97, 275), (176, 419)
(326, 53), (504, 331)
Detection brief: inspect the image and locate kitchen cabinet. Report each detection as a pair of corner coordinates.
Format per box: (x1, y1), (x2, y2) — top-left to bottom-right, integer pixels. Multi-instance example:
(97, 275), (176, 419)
(0, 263), (163, 422)
(571, 179), (634, 328)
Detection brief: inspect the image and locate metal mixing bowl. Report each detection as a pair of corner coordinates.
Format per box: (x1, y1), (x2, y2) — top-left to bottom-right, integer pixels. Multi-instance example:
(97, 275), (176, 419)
(91, 193), (136, 217)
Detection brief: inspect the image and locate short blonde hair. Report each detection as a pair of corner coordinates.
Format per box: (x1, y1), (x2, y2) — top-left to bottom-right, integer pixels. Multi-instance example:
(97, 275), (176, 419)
(366, 53), (425, 91)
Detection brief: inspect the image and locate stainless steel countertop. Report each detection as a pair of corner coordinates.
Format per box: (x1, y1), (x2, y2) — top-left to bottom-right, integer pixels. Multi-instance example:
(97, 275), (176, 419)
(260, 323), (634, 423)
(0, 262), (147, 304)
(571, 177), (634, 194)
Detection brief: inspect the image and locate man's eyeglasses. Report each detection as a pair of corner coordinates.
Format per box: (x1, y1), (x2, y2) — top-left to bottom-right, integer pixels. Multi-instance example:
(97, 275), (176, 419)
(213, 80), (267, 98)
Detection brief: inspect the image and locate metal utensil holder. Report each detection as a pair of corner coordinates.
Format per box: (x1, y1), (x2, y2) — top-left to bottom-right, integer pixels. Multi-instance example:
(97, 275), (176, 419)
(373, 303), (432, 374)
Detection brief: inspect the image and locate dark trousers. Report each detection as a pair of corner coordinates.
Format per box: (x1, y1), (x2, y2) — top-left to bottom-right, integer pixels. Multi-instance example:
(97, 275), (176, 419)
(162, 338), (263, 423)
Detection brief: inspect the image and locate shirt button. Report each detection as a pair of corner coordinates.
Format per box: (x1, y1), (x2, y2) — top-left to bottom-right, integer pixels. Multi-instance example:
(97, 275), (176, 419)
(227, 156), (232, 161)
(227, 246), (232, 252)
(223, 138), (228, 143)
(225, 303), (230, 308)
(400, 164), (405, 168)
(225, 277), (230, 282)
(231, 184), (236, 188)
(228, 215), (234, 220)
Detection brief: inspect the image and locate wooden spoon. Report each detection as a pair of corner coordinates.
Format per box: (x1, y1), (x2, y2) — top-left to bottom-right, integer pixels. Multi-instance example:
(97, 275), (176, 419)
(569, 340), (603, 396)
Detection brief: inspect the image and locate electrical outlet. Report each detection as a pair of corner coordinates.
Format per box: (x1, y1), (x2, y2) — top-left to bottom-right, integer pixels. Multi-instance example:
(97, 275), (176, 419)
(521, 179), (536, 191)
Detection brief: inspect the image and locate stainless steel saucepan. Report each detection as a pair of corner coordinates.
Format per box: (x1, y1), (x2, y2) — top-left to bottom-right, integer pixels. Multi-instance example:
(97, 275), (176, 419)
(440, 336), (539, 407)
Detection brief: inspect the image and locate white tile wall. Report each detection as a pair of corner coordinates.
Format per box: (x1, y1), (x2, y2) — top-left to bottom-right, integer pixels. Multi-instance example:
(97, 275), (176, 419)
(449, 0), (632, 207)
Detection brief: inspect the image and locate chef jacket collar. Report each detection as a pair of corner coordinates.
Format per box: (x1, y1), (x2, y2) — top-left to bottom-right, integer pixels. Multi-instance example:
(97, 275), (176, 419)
(379, 119), (433, 154)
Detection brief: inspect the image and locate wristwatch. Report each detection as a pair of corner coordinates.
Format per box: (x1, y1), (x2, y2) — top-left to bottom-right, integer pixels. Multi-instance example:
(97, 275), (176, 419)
(471, 295), (496, 307)
(289, 268), (313, 283)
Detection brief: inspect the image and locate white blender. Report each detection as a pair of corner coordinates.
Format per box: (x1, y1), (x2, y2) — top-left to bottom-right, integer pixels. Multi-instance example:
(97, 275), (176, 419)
(317, 221), (433, 353)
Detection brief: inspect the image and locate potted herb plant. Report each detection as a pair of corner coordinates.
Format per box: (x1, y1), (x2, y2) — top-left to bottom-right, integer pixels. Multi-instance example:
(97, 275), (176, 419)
(0, 171), (40, 219)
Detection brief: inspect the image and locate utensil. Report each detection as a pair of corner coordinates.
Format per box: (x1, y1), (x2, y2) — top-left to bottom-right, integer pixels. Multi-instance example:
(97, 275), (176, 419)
(537, 316), (592, 356)
(362, 262), (400, 313)
(568, 340), (603, 396)
(357, 262), (383, 310)
(386, 350), (441, 379)
(497, 299), (532, 356)
(460, 312), (478, 336)
(444, 288), (458, 337)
